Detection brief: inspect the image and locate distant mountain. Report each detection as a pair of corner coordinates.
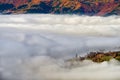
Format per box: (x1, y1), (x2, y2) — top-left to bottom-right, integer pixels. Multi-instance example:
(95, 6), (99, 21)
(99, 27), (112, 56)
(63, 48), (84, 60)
(0, 0), (120, 16)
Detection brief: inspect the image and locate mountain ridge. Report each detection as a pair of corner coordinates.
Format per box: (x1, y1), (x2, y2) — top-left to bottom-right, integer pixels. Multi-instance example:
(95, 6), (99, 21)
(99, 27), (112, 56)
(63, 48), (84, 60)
(66, 50), (120, 63)
(0, 0), (120, 16)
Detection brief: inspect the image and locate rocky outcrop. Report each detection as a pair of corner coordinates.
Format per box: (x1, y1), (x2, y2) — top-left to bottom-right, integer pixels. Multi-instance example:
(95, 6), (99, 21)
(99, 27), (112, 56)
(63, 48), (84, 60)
(96, 2), (120, 16)
(67, 51), (120, 63)
(0, 0), (120, 16)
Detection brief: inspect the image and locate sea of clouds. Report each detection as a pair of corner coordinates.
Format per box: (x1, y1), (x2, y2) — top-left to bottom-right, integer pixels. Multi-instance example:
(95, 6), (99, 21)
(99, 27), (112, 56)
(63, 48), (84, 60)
(0, 14), (120, 80)
(0, 14), (120, 36)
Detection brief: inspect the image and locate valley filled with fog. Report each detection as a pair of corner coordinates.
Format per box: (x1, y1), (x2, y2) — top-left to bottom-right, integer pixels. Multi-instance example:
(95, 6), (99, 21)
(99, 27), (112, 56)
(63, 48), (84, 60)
(0, 14), (120, 80)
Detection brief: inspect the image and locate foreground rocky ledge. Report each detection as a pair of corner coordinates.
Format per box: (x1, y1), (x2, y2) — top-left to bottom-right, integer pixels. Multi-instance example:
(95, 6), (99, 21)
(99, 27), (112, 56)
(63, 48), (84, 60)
(67, 51), (120, 63)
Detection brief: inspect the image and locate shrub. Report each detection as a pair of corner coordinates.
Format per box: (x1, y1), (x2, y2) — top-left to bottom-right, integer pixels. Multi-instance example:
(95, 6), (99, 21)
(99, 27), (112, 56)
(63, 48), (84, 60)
(101, 56), (113, 61)
(115, 56), (120, 61)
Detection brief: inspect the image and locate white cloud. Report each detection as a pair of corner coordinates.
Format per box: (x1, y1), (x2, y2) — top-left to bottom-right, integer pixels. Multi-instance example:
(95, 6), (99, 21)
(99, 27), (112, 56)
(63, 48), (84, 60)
(0, 14), (120, 80)
(0, 14), (120, 36)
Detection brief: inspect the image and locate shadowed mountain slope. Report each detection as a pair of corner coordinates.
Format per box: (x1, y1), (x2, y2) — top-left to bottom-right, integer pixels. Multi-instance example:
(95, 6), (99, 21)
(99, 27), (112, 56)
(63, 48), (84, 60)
(0, 0), (120, 16)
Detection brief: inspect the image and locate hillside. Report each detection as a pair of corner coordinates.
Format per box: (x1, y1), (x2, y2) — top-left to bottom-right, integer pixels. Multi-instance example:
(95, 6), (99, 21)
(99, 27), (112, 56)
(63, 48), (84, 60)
(0, 0), (120, 16)
(67, 51), (120, 63)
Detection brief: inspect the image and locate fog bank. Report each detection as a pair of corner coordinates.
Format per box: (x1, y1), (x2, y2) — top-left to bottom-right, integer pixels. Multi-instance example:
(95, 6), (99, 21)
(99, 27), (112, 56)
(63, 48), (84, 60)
(0, 14), (120, 80)
(0, 14), (120, 36)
